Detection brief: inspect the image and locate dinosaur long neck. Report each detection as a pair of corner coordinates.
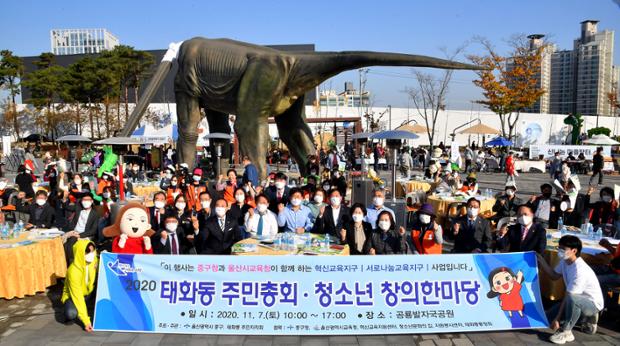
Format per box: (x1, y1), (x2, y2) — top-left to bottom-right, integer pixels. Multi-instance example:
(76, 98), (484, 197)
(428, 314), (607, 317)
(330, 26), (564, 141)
(286, 51), (480, 96)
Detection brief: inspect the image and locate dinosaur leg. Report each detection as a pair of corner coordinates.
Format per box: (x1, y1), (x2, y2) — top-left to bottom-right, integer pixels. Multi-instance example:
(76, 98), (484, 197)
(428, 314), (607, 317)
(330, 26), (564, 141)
(204, 109), (231, 175)
(176, 92), (201, 167)
(275, 97), (315, 176)
(234, 112), (270, 182)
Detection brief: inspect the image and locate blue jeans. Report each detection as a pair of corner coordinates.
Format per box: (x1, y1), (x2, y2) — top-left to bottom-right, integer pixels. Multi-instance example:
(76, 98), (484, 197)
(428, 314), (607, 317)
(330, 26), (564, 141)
(546, 293), (600, 331)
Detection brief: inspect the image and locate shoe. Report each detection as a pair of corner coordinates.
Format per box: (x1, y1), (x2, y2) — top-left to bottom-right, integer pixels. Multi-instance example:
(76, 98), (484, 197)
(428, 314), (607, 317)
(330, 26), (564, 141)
(549, 330), (575, 344)
(582, 323), (597, 335)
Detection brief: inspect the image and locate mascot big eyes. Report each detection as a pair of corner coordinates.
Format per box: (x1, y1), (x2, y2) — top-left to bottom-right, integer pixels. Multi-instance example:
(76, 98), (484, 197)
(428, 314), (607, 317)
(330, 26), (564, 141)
(103, 203), (155, 254)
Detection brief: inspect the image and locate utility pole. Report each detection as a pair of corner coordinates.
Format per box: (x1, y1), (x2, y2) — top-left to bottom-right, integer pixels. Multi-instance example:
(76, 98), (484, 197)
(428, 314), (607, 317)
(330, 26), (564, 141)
(388, 105), (392, 130)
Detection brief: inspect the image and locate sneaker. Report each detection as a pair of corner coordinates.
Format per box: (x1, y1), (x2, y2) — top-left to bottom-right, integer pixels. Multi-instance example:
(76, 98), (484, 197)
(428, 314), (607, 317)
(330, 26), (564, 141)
(550, 330), (575, 344)
(582, 313), (599, 335)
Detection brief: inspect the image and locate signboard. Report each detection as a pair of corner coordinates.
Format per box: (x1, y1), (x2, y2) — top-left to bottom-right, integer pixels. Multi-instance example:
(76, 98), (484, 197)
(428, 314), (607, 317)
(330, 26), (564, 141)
(93, 252), (548, 335)
(529, 145), (611, 160)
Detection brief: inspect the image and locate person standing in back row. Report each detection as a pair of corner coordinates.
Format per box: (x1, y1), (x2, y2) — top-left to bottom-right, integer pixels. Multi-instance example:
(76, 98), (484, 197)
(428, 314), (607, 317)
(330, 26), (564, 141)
(589, 147), (604, 186)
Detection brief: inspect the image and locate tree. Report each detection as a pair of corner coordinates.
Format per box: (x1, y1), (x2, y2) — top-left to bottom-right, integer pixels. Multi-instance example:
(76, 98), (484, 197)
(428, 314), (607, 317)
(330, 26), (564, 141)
(468, 35), (546, 141)
(587, 127), (611, 137)
(21, 53), (66, 139)
(406, 46), (465, 150)
(0, 50), (24, 138)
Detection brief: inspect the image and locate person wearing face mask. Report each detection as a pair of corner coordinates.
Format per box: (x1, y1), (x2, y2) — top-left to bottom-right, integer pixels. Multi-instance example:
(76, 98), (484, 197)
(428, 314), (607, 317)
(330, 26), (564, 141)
(306, 188), (326, 220)
(585, 187), (617, 235)
(409, 203), (444, 255)
(167, 194), (194, 241)
(492, 183), (523, 220)
(304, 155), (320, 179)
(301, 175), (318, 193)
(364, 189), (395, 228)
(44, 161), (59, 193)
(16, 190), (55, 229)
(195, 198), (242, 254)
(496, 205), (547, 254)
(159, 166), (176, 191)
(65, 195), (99, 240)
(68, 173), (90, 204)
(245, 194), (278, 239)
(148, 191), (169, 233)
(451, 198), (491, 254)
(125, 163), (144, 183)
(217, 169), (239, 205)
(228, 187), (254, 232)
(537, 236), (604, 343)
(186, 168), (207, 211)
(154, 216), (187, 255)
(560, 178), (589, 227)
(0, 178), (13, 206)
(339, 203), (373, 254)
(96, 171), (115, 196)
(265, 173), (290, 213)
(277, 188), (313, 234)
(367, 211), (408, 255)
(15, 163), (36, 198)
(330, 169), (347, 198)
(312, 189), (350, 238)
(164, 175), (183, 205)
(527, 183), (559, 230)
(61, 240), (98, 332)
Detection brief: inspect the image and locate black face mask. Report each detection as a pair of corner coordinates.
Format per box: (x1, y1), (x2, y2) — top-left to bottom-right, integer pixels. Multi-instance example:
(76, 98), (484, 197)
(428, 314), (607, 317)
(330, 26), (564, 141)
(542, 192), (552, 198)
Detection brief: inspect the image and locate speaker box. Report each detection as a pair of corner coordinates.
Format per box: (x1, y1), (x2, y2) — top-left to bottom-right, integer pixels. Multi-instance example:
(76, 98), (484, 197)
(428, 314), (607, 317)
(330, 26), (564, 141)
(352, 178), (374, 206)
(385, 199), (408, 229)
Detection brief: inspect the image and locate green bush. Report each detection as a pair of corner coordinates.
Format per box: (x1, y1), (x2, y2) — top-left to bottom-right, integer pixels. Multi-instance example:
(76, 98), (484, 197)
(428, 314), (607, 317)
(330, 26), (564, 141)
(587, 127), (611, 137)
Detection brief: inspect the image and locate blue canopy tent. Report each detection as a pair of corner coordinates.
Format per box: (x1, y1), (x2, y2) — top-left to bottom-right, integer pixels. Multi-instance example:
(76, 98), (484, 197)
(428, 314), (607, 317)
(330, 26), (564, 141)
(485, 136), (513, 147)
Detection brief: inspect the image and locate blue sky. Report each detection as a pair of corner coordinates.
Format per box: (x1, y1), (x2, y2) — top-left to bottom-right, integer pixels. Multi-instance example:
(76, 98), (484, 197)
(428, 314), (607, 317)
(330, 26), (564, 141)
(2, 0), (620, 109)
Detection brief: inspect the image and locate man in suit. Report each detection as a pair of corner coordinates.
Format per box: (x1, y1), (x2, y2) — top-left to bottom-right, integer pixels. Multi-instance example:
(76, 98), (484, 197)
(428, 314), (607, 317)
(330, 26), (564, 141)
(452, 197), (493, 253)
(65, 194), (99, 240)
(195, 199), (242, 254)
(16, 190), (55, 229)
(527, 183), (560, 230)
(154, 215), (186, 255)
(149, 191), (168, 234)
(265, 173), (290, 213)
(492, 183), (523, 221)
(497, 205), (547, 254)
(312, 189), (350, 238)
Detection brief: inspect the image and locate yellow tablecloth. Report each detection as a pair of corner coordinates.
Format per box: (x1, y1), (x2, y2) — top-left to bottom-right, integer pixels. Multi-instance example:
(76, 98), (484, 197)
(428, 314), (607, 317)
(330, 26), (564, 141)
(427, 195), (495, 226)
(232, 238), (350, 256)
(540, 230), (612, 301)
(132, 184), (161, 200)
(0, 233), (67, 299)
(396, 180), (437, 198)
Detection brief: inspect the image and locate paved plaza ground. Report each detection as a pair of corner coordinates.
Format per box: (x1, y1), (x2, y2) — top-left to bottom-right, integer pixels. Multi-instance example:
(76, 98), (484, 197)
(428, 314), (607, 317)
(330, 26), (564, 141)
(1, 171), (619, 345)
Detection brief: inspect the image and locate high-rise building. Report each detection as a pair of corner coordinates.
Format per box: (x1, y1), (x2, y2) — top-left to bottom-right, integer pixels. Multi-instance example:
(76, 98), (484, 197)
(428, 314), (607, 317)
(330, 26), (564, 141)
(519, 34), (553, 114)
(548, 20), (617, 116)
(50, 28), (119, 55)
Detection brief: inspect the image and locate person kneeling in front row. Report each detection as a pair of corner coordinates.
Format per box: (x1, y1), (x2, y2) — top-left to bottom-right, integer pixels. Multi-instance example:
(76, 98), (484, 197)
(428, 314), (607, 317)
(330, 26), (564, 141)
(537, 235), (604, 344)
(61, 239), (97, 332)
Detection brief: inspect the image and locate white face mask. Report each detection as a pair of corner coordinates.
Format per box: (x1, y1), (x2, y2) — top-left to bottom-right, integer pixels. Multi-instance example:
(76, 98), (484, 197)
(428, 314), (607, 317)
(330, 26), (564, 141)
(102, 192), (111, 199)
(505, 189), (514, 197)
(166, 223), (178, 232)
(290, 198), (302, 207)
(36, 199), (46, 206)
(0, 182), (6, 190)
(257, 204), (268, 213)
(275, 181), (286, 189)
(419, 214), (431, 224)
(235, 194), (245, 203)
(330, 197), (341, 206)
(154, 200), (166, 209)
(557, 248), (566, 260)
(175, 202), (186, 210)
(215, 207), (226, 217)
(170, 181), (177, 187)
(165, 173), (173, 179)
(25, 169), (31, 174)
(560, 201), (569, 212)
(378, 220), (391, 231)
(602, 195), (613, 203)
(193, 175), (201, 182)
(518, 215), (532, 226)
(201, 201), (210, 210)
(467, 207), (479, 218)
(84, 251), (96, 263)
(82, 200), (92, 209)
(314, 195), (324, 204)
(373, 197), (384, 207)
(243, 186), (250, 193)
(74, 179), (81, 185)
(352, 214), (364, 223)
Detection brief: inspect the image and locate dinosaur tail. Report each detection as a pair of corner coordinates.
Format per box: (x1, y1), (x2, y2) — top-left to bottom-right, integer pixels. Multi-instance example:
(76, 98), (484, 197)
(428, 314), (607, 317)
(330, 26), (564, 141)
(287, 51), (482, 93)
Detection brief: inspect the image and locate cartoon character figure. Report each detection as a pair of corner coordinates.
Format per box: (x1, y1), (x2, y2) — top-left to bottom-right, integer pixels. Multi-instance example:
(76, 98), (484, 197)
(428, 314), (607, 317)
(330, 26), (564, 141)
(103, 203), (154, 254)
(486, 267), (524, 318)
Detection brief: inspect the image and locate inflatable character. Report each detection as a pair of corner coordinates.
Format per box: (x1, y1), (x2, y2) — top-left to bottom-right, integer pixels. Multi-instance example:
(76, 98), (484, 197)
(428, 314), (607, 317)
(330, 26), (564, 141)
(103, 203), (154, 254)
(97, 145), (118, 178)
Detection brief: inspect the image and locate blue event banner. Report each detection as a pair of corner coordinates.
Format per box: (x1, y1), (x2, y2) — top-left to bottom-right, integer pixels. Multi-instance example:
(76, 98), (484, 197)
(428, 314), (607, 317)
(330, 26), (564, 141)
(93, 251), (548, 335)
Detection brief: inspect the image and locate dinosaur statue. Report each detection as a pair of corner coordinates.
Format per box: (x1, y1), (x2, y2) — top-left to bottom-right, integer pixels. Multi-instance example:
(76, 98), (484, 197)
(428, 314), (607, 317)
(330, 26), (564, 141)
(563, 113), (583, 144)
(122, 37), (483, 180)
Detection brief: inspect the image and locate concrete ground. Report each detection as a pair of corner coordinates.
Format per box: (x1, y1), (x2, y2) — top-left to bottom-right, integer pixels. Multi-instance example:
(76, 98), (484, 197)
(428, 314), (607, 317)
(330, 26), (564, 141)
(1, 171), (619, 345)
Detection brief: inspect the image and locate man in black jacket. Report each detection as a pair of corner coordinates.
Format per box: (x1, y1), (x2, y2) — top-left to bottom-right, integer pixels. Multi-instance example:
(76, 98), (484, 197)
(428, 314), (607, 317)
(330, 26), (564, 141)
(149, 191), (168, 234)
(265, 173), (290, 213)
(153, 215), (186, 255)
(65, 194), (99, 239)
(496, 205), (547, 254)
(195, 199), (242, 254)
(16, 190), (55, 229)
(452, 197), (493, 253)
(492, 183), (522, 221)
(312, 189), (350, 238)
(589, 147), (604, 186)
